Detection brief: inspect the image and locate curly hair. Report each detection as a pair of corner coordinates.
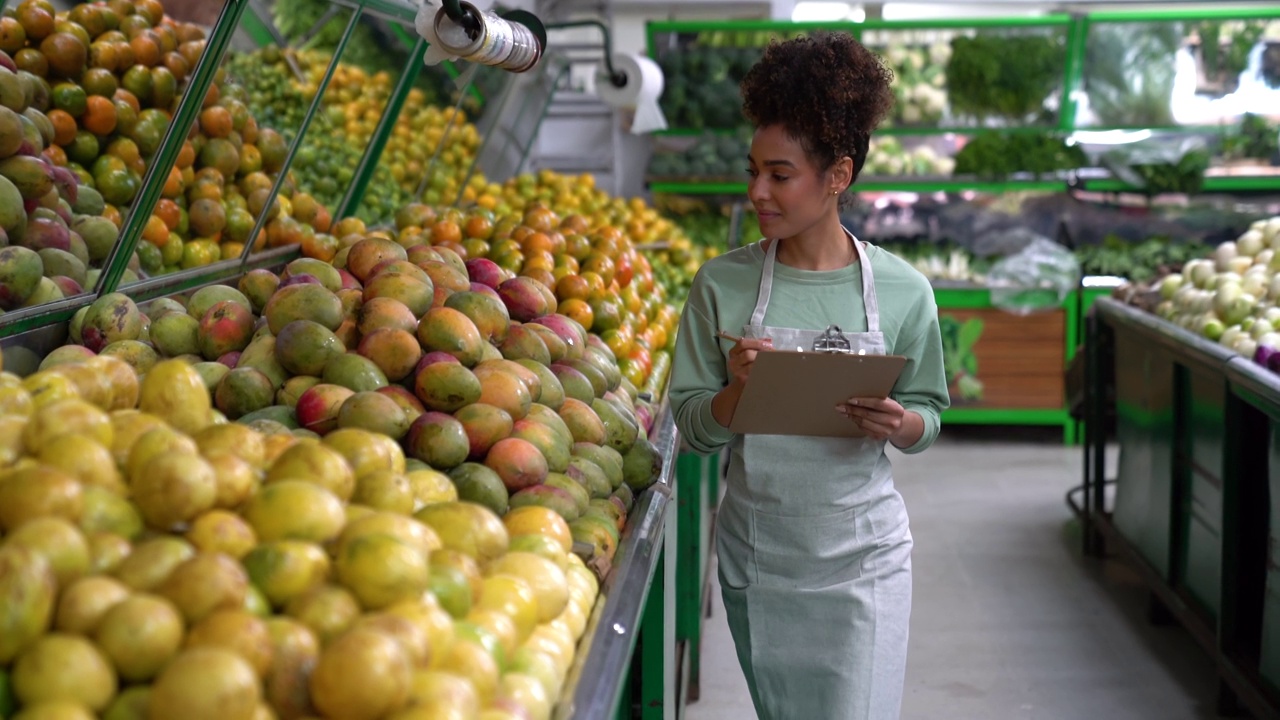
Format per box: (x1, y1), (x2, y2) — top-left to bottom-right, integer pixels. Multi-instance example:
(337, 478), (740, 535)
(740, 32), (895, 205)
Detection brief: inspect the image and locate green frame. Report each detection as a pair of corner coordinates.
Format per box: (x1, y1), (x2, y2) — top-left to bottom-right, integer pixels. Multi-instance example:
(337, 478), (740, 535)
(644, 7), (1280, 194)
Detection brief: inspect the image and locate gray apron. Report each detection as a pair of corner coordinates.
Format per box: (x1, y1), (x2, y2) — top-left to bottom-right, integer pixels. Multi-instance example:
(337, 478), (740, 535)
(717, 232), (914, 720)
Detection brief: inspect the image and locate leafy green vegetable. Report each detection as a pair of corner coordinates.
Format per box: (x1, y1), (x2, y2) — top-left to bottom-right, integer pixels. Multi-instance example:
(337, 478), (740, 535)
(952, 134), (1086, 179)
(1220, 113), (1280, 162)
(939, 315), (985, 401)
(946, 31), (1065, 122)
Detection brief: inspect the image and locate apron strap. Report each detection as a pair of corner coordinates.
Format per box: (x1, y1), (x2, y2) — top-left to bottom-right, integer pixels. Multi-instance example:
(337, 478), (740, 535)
(749, 230), (882, 334)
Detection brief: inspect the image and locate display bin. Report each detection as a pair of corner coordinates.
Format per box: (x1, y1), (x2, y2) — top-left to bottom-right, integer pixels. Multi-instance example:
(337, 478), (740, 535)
(933, 285), (1078, 443)
(1083, 298), (1278, 717)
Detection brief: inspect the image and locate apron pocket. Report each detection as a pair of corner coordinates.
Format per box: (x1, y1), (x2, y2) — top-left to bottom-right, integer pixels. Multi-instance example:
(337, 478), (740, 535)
(750, 505), (869, 591)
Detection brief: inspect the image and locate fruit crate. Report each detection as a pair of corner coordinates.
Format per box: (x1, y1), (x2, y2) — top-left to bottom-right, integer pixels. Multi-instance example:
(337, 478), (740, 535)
(0, 0), (696, 717)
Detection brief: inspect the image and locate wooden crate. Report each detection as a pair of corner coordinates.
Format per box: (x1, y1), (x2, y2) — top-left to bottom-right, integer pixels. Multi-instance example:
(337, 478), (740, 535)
(939, 306), (1066, 411)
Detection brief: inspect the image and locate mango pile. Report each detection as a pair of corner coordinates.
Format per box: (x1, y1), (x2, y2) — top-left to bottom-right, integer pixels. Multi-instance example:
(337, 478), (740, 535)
(0, 353), (601, 720)
(0, 0), (344, 278)
(0, 46), (137, 308)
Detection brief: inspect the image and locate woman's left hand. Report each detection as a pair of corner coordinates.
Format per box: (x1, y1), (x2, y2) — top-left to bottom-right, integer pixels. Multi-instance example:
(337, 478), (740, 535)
(837, 397), (905, 441)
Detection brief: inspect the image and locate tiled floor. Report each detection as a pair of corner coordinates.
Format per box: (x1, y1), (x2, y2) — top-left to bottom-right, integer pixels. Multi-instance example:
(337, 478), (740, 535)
(686, 428), (1226, 720)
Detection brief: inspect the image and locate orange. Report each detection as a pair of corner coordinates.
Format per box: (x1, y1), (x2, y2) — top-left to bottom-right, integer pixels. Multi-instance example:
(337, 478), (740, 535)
(176, 140), (195, 168)
(113, 88), (140, 114)
(82, 95), (118, 136)
(142, 214), (168, 246)
(14, 47), (47, 75)
(0, 18), (26, 55)
(47, 109), (77, 146)
(15, 2), (55, 42)
(130, 32), (161, 67)
(80, 67), (116, 100)
(161, 165), (184, 197)
(430, 220), (462, 246)
(199, 105), (232, 138)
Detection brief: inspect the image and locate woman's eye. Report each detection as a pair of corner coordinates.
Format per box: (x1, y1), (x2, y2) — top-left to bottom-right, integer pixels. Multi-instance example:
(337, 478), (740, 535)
(745, 168), (757, 177)
(773, 175), (788, 182)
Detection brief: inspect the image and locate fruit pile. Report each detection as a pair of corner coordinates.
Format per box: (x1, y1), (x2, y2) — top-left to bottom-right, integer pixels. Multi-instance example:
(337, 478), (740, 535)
(0, 49), (133, 307)
(0, 0), (342, 279)
(222, 45), (485, 223)
(0, 351), (602, 720)
(0, 197), (676, 718)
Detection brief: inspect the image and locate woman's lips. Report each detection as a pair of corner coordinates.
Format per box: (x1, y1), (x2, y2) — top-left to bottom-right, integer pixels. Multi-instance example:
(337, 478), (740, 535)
(757, 211), (780, 221)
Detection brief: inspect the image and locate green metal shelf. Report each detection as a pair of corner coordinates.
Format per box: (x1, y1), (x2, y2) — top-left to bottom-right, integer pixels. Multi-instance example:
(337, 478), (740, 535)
(649, 174), (1280, 198)
(649, 178), (1069, 196)
(1080, 175), (1280, 194)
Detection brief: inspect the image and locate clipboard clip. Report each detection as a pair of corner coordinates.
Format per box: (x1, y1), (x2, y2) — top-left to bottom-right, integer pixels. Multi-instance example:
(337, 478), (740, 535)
(812, 325), (853, 354)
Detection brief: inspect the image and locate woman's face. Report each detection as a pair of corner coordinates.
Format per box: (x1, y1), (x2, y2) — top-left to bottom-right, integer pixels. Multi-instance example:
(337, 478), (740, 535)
(747, 124), (842, 239)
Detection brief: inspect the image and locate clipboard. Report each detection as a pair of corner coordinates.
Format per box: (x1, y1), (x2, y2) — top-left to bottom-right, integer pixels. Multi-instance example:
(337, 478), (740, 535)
(728, 349), (908, 438)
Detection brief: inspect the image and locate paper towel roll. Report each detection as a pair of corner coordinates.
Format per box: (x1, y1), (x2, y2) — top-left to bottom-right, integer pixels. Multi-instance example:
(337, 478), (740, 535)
(597, 53), (668, 134)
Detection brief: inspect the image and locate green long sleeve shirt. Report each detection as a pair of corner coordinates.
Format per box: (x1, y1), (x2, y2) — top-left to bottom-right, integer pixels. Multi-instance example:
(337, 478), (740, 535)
(669, 240), (950, 456)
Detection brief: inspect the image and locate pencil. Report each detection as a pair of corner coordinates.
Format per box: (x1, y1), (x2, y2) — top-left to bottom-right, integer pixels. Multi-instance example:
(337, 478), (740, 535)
(716, 330), (744, 344)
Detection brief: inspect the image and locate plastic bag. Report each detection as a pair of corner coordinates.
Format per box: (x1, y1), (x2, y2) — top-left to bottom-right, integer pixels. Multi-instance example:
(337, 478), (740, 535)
(987, 236), (1081, 315)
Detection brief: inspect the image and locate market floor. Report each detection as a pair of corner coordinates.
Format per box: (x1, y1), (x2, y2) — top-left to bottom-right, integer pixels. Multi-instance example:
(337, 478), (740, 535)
(684, 427), (1226, 720)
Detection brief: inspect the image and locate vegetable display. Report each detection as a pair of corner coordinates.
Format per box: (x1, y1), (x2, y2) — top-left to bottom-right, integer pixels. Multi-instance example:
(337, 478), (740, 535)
(952, 134), (1086, 179)
(871, 41), (949, 127)
(1140, 217), (1280, 364)
(944, 31), (1065, 124)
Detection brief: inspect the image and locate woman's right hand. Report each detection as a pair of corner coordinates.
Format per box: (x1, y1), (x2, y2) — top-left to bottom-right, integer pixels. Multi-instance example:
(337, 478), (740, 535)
(727, 337), (774, 387)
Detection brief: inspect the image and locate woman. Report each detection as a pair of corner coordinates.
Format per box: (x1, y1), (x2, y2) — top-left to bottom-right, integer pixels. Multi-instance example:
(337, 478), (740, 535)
(668, 32), (950, 719)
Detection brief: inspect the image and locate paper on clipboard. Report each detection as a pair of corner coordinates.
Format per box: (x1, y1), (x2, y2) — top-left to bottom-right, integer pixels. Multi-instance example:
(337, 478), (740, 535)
(728, 350), (909, 438)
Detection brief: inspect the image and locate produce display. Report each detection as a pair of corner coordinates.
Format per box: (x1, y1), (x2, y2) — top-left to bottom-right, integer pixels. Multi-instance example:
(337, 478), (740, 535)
(863, 137), (955, 177)
(0, 189), (681, 718)
(872, 40), (949, 127)
(952, 133), (1086, 180)
(944, 30), (1065, 125)
(646, 131), (748, 182)
(1132, 217), (1280, 363)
